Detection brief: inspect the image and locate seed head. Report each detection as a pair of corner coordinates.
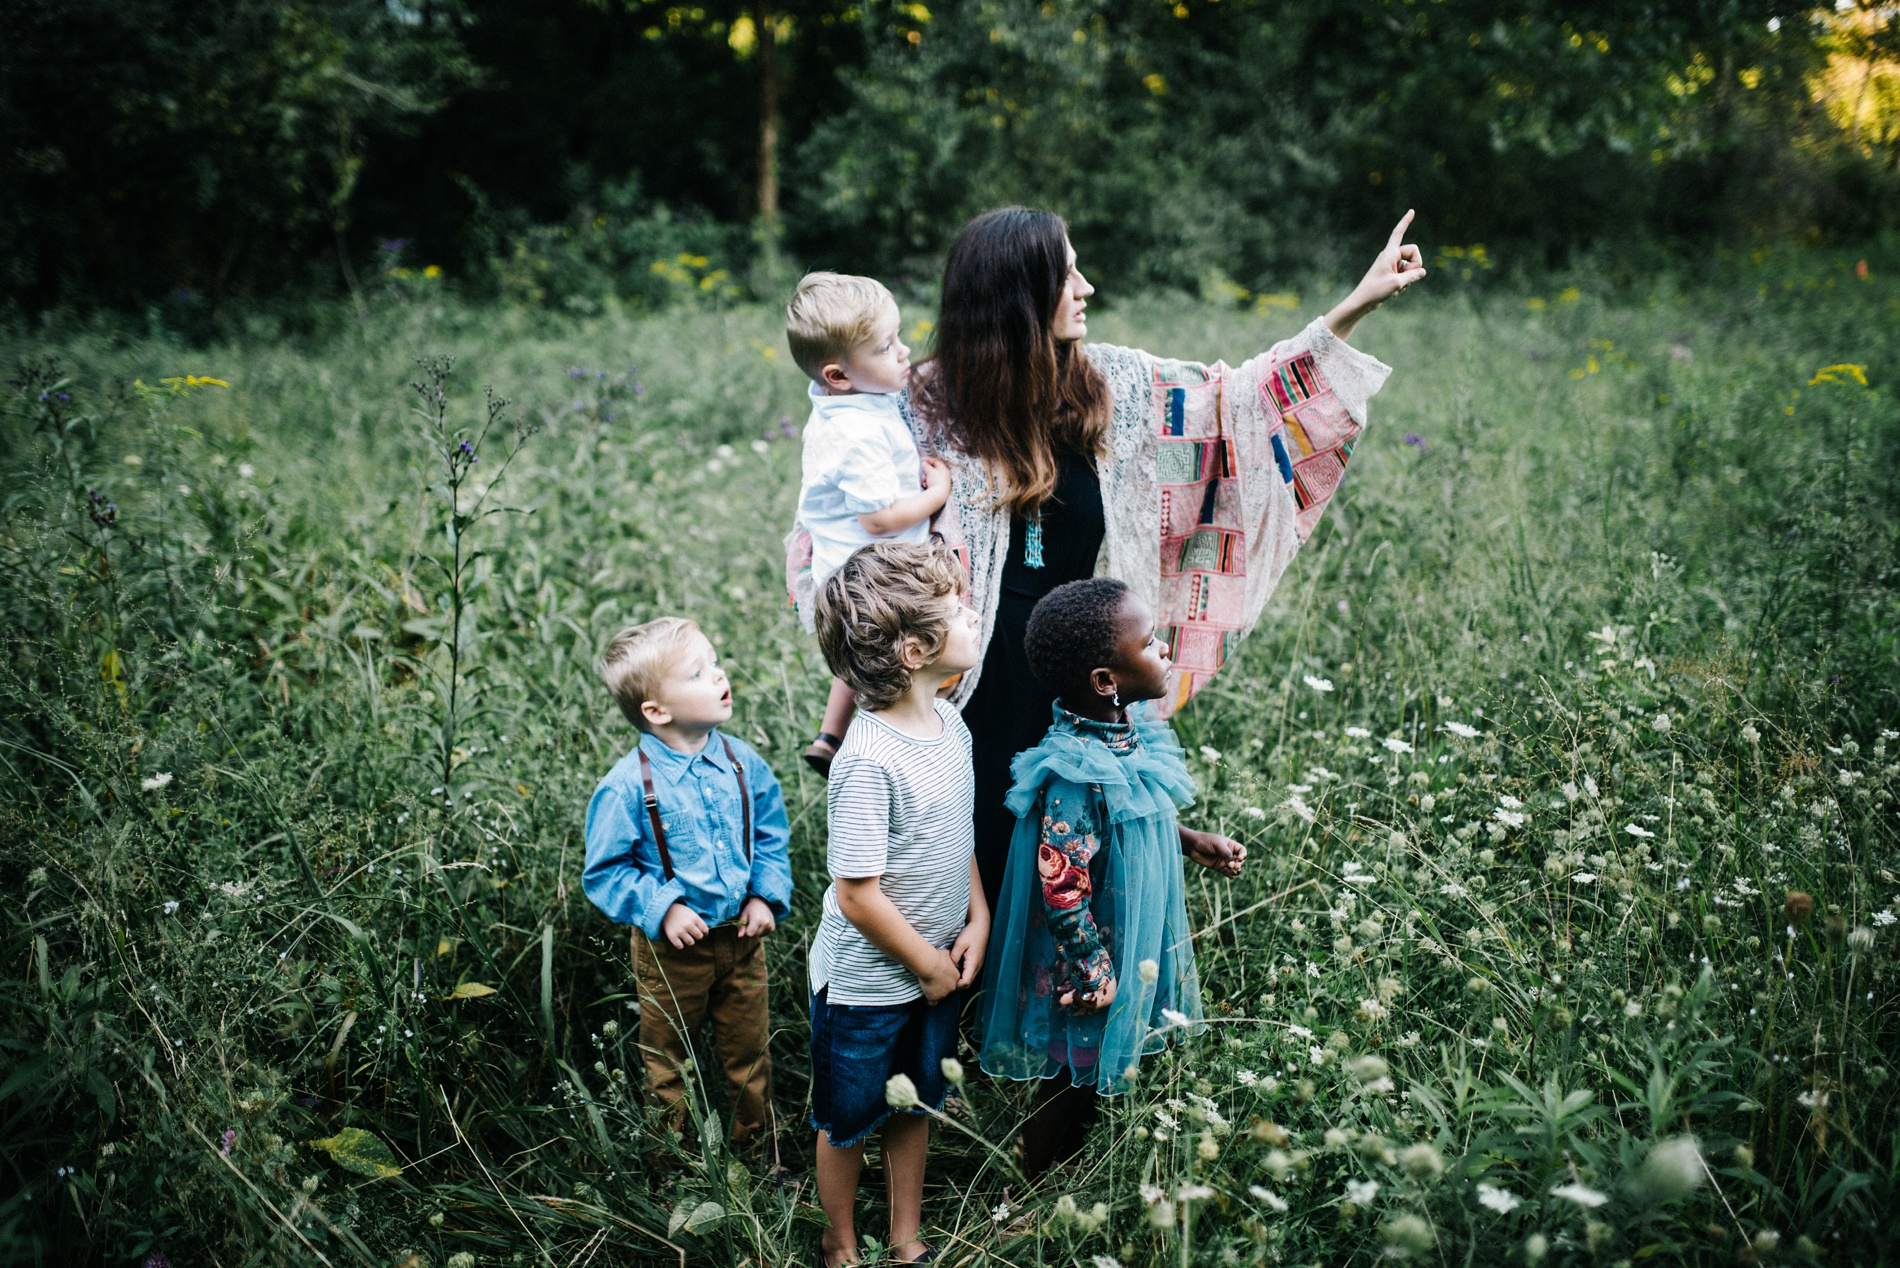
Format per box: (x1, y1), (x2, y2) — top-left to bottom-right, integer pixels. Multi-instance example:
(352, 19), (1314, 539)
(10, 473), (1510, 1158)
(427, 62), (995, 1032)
(1784, 891), (1814, 926)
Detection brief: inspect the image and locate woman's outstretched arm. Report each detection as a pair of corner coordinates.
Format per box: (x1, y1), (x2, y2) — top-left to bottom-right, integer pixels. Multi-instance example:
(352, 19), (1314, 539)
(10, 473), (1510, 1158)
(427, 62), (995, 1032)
(1324, 210), (1428, 343)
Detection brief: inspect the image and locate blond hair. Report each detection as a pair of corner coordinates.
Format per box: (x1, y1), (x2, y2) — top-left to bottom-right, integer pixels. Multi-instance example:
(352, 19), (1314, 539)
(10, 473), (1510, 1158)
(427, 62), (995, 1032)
(814, 541), (965, 712)
(786, 272), (895, 381)
(600, 617), (703, 730)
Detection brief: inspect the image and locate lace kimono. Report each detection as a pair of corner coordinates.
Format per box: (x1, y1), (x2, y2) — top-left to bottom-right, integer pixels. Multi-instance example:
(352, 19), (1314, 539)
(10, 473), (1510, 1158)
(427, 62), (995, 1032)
(785, 316), (1390, 713)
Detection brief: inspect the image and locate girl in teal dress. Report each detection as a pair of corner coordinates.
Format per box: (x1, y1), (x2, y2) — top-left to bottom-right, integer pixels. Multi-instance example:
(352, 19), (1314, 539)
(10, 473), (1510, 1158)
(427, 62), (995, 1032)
(977, 577), (1243, 1177)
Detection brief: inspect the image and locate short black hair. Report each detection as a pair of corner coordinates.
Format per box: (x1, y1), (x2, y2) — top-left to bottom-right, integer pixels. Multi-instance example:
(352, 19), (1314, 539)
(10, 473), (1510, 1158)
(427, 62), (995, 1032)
(1024, 577), (1132, 702)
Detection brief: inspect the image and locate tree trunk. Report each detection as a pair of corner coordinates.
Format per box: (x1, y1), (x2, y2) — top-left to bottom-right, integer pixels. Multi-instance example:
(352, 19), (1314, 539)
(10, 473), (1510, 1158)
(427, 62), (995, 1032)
(754, 0), (779, 228)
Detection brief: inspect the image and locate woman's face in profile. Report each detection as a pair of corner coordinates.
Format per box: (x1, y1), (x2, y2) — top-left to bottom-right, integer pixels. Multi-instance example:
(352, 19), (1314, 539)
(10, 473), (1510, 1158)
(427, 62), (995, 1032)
(1051, 236), (1095, 343)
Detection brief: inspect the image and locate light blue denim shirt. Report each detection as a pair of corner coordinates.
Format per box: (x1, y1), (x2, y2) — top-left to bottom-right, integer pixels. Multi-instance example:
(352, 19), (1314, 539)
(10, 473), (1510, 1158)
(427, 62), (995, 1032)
(583, 729), (793, 940)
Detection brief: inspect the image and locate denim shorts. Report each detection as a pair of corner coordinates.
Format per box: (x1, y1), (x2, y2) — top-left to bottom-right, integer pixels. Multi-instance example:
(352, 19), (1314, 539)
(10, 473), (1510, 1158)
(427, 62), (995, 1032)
(808, 986), (965, 1148)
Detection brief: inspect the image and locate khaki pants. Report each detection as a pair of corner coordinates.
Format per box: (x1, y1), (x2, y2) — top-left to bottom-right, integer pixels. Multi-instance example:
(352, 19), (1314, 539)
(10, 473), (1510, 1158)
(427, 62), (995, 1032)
(632, 926), (775, 1147)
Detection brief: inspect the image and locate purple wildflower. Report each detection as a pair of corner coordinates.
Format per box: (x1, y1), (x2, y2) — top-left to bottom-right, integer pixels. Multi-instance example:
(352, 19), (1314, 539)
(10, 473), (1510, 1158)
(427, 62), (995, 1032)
(568, 367), (584, 379)
(380, 238), (408, 253)
(632, 383), (645, 395)
(220, 1129), (236, 1155)
(146, 1255), (172, 1268)
(1404, 434), (1425, 449)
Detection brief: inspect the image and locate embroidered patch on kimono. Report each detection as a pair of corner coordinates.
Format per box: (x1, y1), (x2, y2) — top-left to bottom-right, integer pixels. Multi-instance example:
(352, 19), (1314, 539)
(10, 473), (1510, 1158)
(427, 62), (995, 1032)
(1262, 352), (1362, 542)
(1153, 360), (1247, 712)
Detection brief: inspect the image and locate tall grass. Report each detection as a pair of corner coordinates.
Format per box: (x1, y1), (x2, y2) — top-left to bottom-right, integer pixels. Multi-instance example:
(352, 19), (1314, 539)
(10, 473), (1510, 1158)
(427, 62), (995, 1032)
(2, 250), (1896, 1266)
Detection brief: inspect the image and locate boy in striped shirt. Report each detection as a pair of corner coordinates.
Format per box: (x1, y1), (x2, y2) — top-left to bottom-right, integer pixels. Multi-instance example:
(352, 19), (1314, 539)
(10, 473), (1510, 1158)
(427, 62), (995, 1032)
(807, 541), (991, 1266)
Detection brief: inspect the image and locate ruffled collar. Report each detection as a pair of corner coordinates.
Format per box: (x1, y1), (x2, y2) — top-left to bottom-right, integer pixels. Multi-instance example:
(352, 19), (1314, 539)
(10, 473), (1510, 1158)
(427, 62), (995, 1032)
(1049, 702), (1140, 754)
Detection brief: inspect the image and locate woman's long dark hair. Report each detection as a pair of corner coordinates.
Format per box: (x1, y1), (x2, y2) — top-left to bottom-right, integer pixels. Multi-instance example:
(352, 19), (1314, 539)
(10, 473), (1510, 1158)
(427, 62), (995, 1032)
(913, 207), (1109, 516)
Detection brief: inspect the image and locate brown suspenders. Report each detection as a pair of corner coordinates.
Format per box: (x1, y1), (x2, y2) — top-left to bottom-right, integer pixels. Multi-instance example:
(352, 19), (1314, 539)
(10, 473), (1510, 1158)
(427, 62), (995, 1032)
(636, 736), (752, 882)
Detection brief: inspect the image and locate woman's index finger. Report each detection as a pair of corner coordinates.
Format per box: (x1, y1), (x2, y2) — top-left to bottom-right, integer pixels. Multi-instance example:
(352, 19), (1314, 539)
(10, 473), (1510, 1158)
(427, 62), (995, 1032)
(1387, 209), (1417, 247)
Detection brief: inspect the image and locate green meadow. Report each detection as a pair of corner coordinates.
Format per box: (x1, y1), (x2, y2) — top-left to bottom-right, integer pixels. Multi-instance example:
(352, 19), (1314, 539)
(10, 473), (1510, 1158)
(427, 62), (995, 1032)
(3, 252), (1897, 1266)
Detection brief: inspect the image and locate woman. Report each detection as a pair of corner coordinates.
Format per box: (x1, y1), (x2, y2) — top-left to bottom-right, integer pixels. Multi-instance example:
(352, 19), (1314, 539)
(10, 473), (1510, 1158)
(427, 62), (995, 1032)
(913, 207), (1424, 909)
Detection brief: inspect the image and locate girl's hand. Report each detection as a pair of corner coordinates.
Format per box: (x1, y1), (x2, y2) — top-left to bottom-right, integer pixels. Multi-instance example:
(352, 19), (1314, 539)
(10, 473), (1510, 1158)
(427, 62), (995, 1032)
(1325, 210), (1427, 342)
(1181, 826), (1245, 877)
(1058, 975), (1117, 1013)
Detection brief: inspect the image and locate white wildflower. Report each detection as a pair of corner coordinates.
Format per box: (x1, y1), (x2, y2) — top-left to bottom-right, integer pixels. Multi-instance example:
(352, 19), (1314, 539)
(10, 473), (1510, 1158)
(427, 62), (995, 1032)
(1091, 1257), (1123, 1268)
(1494, 809), (1525, 828)
(1874, 910), (1896, 927)
(1652, 713), (1673, 733)
(1346, 726), (1372, 739)
(1160, 1007), (1192, 1029)
(1137, 959), (1160, 985)
(1573, 873), (1598, 884)
(162, 900), (180, 916)
(1742, 723), (1761, 744)
(1286, 1024), (1314, 1039)
(1561, 781), (1581, 802)
(1284, 795), (1317, 824)
(1345, 1179), (1380, 1205)
(1200, 745), (1223, 764)
(1304, 675), (1334, 693)
(1498, 794), (1523, 809)
(1440, 721), (1480, 739)
(1476, 1183), (1520, 1213)
(1383, 737), (1414, 754)
(141, 772), (173, 792)
(1249, 1185), (1289, 1212)
(1243, 806), (1266, 819)
(991, 1202), (1012, 1223)
(1155, 1110), (1180, 1131)
(1309, 1045), (1327, 1067)
(1643, 1135), (1704, 1199)
(1625, 823), (1656, 839)
(883, 1074), (919, 1109)
(1177, 1184), (1214, 1202)
(1551, 1182), (1608, 1208)
(940, 1057), (965, 1085)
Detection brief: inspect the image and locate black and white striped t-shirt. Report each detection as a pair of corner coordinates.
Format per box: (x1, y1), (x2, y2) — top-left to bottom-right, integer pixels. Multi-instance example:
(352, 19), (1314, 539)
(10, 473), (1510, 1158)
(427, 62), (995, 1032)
(809, 699), (974, 1006)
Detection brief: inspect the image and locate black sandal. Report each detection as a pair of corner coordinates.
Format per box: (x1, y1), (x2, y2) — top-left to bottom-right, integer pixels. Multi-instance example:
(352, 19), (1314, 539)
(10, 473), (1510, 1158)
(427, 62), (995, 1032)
(804, 732), (843, 778)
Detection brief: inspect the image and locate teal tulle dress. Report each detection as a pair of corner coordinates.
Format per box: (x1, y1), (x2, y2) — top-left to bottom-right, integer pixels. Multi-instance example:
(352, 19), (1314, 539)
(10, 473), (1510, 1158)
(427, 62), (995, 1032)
(977, 703), (1203, 1096)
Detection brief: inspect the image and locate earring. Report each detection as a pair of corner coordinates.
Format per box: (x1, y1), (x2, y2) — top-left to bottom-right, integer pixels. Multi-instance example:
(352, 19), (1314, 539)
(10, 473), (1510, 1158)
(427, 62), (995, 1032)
(1111, 687), (1121, 709)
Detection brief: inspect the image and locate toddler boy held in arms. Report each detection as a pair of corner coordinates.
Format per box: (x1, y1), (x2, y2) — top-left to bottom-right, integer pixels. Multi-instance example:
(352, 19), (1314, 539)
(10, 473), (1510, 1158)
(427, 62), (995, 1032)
(582, 617), (792, 1150)
(786, 272), (951, 776)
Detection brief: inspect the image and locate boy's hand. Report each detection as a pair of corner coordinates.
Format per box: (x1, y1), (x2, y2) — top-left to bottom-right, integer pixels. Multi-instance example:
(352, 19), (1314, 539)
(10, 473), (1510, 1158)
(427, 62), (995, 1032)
(1181, 827), (1245, 878)
(736, 895), (777, 938)
(948, 919), (988, 988)
(661, 902), (710, 949)
(918, 948), (961, 1003)
(1058, 975), (1117, 1013)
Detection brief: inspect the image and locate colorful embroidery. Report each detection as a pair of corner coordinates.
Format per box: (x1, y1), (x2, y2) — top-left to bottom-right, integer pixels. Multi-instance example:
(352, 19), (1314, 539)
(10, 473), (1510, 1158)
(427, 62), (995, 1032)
(1038, 793), (1110, 995)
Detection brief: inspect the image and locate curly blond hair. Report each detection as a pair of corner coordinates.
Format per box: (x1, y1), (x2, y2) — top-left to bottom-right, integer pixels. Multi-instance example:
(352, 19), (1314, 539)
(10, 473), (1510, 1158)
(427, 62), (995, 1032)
(814, 541), (964, 712)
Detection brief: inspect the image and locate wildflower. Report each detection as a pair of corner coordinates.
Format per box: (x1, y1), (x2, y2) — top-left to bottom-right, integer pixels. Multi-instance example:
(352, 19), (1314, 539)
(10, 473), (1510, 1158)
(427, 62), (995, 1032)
(941, 1057), (965, 1086)
(1325, 1127), (1350, 1149)
(1404, 434), (1426, 449)
(1741, 723), (1760, 744)
(1753, 1231), (1780, 1255)
(1642, 1135), (1703, 1199)
(1252, 1119), (1290, 1146)
(1345, 1179), (1380, 1206)
(1784, 890), (1815, 925)
(1420, 794), (1436, 812)
(1348, 1055), (1390, 1084)
(1090, 1258), (1123, 1268)
(1874, 910), (1896, 927)
(1439, 721), (1480, 739)
(1284, 795), (1317, 824)
(1399, 1142), (1444, 1179)
(883, 1074), (919, 1109)
(1382, 1213), (1436, 1254)
(1155, 1110), (1180, 1131)
(162, 901), (180, 916)
(1355, 998), (1389, 1023)
(447, 1256), (475, 1268)
(1651, 713), (1672, 733)
(1497, 794), (1522, 809)
(1135, 958), (1160, 986)
(1383, 737), (1414, 754)
(1476, 1183), (1520, 1213)
(1573, 872), (1598, 884)
(1054, 1194), (1080, 1223)
(1177, 1183), (1214, 1202)
(1524, 1233), (1549, 1263)
(1249, 1184), (1289, 1212)
(1494, 809), (1525, 828)
(1160, 1007), (1192, 1029)
(1264, 1148), (1298, 1179)
(1623, 823), (1655, 839)
(1304, 674), (1334, 693)
(141, 773), (173, 792)
(1243, 805), (1266, 819)
(1551, 1182), (1608, 1208)
(1848, 927), (1875, 952)
(1197, 1133), (1220, 1160)
(990, 1203), (1011, 1223)
(220, 1129), (236, 1155)
(1346, 726), (1372, 739)
(1147, 1199), (1176, 1229)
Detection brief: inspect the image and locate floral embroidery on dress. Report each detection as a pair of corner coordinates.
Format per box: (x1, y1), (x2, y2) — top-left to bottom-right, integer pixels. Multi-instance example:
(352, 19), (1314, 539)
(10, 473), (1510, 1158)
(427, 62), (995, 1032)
(1038, 794), (1112, 995)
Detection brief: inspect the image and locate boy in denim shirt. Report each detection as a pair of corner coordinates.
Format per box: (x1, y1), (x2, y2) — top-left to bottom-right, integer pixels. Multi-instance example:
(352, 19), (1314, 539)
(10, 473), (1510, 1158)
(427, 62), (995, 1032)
(584, 617), (792, 1149)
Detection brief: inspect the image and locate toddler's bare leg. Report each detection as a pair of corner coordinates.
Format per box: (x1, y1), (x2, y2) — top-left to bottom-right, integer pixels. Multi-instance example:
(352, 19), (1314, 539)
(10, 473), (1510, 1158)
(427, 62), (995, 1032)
(820, 678), (857, 738)
(816, 1129), (866, 1266)
(882, 1112), (931, 1261)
